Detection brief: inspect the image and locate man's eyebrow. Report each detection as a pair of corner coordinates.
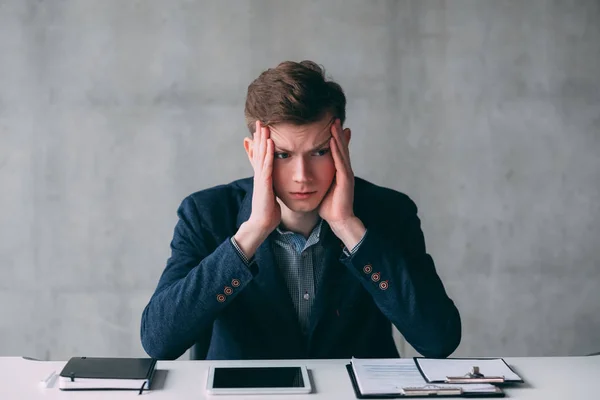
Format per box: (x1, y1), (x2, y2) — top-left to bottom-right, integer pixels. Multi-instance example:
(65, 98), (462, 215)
(274, 136), (332, 153)
(272, 116), (336, 153)
(309, 136), (333, 152)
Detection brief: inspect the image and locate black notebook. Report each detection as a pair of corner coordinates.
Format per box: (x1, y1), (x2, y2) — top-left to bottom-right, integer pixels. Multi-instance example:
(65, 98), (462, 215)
(59, 357), (157, 391)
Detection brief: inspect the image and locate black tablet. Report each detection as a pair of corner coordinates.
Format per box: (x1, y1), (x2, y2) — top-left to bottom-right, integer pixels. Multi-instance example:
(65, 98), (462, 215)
(206, 365), (312, 394)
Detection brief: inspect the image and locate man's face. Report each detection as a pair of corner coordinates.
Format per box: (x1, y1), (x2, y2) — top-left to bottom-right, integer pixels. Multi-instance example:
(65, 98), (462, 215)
(268, 115), (338, 214)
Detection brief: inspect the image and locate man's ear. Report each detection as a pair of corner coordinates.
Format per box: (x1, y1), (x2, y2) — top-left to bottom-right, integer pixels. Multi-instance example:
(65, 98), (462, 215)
(243, 137), (254, 164)
(342, 128), (351, 145)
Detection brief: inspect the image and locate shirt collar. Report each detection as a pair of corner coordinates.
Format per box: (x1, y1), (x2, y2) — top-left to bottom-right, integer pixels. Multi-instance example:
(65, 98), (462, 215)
(274, 219), (325, 252)
(276, 219), (324, 238)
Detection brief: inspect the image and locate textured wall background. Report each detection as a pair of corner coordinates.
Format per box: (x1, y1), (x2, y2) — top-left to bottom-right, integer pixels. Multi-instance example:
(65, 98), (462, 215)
(1, 0), (599, 360)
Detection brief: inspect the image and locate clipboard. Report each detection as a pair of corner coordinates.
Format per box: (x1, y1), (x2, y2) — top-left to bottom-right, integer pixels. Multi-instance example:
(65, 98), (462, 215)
(345, 364), (505, 398)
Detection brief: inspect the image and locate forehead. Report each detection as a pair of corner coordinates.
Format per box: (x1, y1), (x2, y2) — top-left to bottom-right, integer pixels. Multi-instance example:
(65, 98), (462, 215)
(269, 116), (334, 149)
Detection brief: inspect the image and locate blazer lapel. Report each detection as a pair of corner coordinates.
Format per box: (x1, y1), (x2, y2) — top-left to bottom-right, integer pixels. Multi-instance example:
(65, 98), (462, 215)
(237, 188), (304, 342)
(253, 236), (302, 331)
(306, 224), (349, 342)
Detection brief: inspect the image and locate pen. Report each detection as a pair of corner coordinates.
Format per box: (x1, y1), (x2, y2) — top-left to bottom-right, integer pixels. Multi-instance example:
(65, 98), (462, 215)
(39, 370), (56, 388)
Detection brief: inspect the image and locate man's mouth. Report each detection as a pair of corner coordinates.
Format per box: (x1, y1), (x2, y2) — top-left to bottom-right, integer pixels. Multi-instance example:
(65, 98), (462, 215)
(289, 191), (317, 199)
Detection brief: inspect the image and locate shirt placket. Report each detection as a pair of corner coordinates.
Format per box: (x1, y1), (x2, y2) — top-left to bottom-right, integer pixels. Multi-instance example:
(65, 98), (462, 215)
(299, 246), (315, 334)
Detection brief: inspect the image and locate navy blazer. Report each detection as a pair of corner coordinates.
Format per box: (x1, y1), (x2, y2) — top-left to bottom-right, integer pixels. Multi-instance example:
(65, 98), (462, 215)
(141, 177), (461, 360)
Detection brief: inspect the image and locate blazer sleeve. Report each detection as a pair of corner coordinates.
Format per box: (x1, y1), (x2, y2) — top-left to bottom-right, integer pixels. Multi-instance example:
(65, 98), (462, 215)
(140, 196), (255, 360)
(341, 195), (461, 358)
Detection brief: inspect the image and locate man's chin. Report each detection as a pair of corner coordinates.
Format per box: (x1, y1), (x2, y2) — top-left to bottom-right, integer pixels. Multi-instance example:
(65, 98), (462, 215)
(279, 197), (323, 214)
(289, 206), (319, 214)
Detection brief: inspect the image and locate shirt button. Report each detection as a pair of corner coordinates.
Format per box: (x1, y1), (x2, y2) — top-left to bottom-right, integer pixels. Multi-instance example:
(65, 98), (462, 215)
(303, 293), (310, 300)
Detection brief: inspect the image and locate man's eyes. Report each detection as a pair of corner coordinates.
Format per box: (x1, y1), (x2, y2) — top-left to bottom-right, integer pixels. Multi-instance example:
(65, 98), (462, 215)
(314, 148), (330, 156)
(274, 148), (330, 159)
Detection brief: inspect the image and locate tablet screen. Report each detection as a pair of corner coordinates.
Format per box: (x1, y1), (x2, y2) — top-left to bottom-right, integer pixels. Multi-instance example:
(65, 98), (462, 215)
(212, 367), (305, 388)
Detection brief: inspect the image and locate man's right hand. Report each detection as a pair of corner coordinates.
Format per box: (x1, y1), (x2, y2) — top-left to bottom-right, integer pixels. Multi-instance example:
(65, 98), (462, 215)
(233, 121), (281, 260)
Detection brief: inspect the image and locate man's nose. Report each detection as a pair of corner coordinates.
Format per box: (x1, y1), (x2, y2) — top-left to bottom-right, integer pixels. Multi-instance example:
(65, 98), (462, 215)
(292, 156), (313, 183)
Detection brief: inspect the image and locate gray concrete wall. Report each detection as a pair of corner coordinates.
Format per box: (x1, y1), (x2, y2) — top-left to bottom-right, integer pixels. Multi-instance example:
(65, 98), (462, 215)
(1, 0), (598, 360)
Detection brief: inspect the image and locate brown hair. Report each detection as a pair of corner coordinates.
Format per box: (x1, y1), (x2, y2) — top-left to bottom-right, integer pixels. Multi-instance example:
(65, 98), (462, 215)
(244, 60), (346, 135)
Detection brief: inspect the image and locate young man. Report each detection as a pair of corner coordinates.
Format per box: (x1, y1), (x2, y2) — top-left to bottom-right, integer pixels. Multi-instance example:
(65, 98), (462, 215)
(141, 61), (461, 360)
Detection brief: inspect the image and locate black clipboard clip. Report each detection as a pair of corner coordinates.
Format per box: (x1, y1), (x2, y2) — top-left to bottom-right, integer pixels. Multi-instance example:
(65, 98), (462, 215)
(446, 366), (506, 384)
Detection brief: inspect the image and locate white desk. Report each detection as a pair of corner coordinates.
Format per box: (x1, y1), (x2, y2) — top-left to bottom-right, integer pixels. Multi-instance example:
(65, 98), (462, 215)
(0, 356), (598, 399)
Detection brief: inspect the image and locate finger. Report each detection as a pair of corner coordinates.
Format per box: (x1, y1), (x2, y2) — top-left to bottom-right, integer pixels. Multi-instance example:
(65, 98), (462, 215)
(329, 137), (347, 179)
(263, 138), (274, 178)
(331, 119), (351, 169)
(337, 119), (351, 165)
(254, 120), (262, 144)
(258, 125), (267, 167)
(338, 125), (353, 171)
(253, 121), (262, 164)
(335, 119), (348, 146)
(264, 126), (273, 171)
(331, 119), (348, 158)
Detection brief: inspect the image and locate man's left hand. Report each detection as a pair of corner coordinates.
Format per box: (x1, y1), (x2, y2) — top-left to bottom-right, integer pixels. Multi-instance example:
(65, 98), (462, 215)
(318, 119), (366, 249)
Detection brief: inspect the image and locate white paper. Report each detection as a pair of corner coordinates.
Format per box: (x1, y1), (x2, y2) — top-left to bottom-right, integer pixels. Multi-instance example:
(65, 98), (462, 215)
(352, 358), (424, 394)
(416, 358), (522, 382)
(351, 358), (498, 395)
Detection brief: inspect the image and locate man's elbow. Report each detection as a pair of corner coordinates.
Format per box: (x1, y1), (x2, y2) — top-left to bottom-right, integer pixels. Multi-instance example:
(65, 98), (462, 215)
(140, 310), (180, 360)
(415, 308), (462, 358)
(426, 327), (461, 358)
(140, 327), (181, 360)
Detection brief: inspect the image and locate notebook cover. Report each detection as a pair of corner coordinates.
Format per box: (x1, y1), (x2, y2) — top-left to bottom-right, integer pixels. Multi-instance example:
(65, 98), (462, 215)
(59, 357), (157, 380)
(345, 364), (505, 398)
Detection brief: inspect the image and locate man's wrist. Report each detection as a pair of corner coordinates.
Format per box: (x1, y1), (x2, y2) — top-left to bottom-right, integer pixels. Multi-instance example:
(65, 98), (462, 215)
(233, 221), (272, 260)
(328, 216), (366, 251)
